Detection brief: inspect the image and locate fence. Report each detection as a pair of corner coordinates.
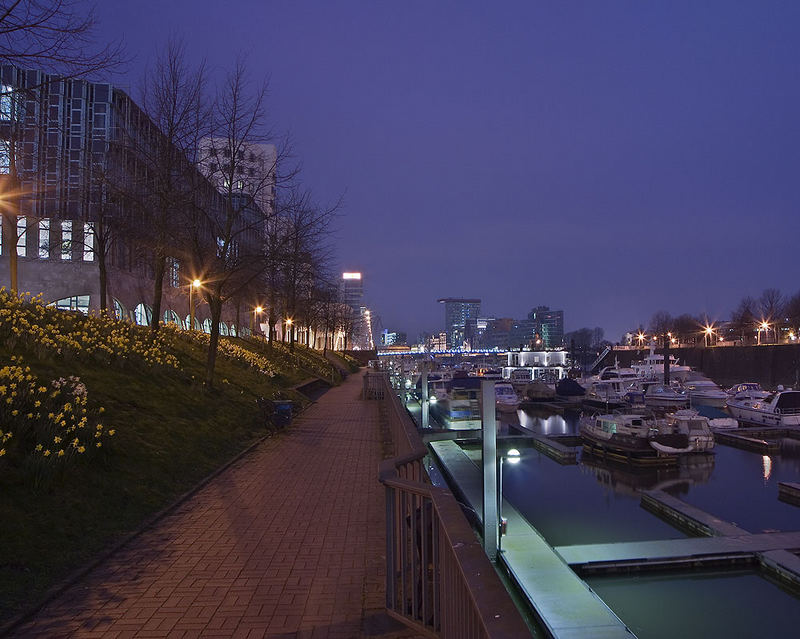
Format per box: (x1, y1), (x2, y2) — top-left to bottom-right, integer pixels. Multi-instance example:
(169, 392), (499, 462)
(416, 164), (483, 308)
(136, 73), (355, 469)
(368, 371), (530, 638)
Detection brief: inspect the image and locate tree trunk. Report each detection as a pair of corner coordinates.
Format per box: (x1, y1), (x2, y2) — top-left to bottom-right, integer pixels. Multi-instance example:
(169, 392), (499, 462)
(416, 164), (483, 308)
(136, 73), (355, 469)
(235, 299), (241, 337)
(150, 251), (167, 334)
(98, 250), (108, 314)
(204, 289), (224, 388)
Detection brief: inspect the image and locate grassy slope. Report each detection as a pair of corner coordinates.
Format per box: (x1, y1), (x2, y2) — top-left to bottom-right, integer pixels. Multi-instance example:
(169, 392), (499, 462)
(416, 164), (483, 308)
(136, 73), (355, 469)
(0, 320), (339, 621)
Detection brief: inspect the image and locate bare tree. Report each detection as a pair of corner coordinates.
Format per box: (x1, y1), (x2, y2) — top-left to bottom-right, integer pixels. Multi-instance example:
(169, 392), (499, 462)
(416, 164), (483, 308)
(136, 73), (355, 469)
(191, 60), (296, 386)
(121, 39), (208, 333)
(278, 186), (337, 351)
(648, 310), (673, 346)
(730, 296), (757, 343)
(759, 288), (785, 322)
(0, 0), (125, 77)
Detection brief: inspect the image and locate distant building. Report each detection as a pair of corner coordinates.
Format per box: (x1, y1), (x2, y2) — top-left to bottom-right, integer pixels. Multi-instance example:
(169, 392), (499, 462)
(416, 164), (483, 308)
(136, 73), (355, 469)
(438, 297), (481, 350)
(342, 271), (363, 312)
(380, 329), (407, 347)
(426, 331), (448, 351)
(530, 306), (564, 348)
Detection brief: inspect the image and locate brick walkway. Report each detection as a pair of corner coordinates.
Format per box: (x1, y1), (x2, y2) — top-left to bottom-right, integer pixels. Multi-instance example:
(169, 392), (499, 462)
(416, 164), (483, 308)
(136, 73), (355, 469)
(12, 372), (424, 638)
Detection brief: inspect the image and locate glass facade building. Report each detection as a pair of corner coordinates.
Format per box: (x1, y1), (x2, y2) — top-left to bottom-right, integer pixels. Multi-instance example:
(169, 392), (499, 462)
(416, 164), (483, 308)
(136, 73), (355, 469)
(438, 298), (481, 350)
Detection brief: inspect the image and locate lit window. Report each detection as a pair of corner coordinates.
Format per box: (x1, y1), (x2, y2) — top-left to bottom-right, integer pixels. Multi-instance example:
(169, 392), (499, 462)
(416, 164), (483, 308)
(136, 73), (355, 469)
(16, 217), (26, 257)
(83, 222), (93, 261)
(166, 256), (179, 287)
(0, 140), (9, 174)
(61, 220), (72, 260)
(0, 85), (14, 121)
(39, 219), (50, 258)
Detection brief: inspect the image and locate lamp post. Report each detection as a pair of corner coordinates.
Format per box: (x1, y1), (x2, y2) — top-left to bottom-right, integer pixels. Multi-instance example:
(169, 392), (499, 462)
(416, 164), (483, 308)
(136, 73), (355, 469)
(758, 321), (770, 345)
(251, 305), (263, 335)
(285, 317), (293, 343)
(498, 448), (520, 552)
(480, 379), (498, 560)
(188, 279), (201, 330)
(704, 325), (714, 347)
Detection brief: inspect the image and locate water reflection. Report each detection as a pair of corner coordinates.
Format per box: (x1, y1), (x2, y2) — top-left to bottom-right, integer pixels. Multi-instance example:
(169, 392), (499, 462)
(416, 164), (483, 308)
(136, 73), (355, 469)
(763, 455), (773, 482)
(512, 407), (579, 435)
(581, 452), (715, 498)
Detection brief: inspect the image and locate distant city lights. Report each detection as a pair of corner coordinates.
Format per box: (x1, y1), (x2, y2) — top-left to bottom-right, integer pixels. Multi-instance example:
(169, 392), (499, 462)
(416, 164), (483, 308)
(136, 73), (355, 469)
(342, 272), (362, 280)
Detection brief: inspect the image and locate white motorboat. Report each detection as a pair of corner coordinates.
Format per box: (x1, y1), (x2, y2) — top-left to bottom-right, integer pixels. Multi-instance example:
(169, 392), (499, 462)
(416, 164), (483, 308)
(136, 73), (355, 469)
(644, 383), (690, 409)
(726, 382), (770, 402)
(630, 344), (692, 381)
(583, 380), (630, 410)
(495, 382), (520, 412)
(657, 409), (715, 453)
(683, 378), (728, 408)
(725, 388), (800, 427)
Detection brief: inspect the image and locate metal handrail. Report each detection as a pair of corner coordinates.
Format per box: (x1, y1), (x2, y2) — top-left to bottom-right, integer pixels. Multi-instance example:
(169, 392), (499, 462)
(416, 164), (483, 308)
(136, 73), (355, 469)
(369, 371), (530, 638)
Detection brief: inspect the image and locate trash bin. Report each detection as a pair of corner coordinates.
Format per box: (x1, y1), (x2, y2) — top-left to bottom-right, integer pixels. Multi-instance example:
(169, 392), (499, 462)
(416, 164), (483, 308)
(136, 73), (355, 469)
(272, 400), (293, 428)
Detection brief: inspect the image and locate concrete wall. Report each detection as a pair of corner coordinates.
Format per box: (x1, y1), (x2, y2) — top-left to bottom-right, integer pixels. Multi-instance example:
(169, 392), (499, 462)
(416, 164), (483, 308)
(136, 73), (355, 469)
(599, 344), (800, 389)
(0, 257), (241, 329)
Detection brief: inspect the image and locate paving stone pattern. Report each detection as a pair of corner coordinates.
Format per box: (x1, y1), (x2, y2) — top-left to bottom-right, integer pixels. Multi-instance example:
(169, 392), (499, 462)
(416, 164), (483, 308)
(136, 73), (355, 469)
(13, 372), (424, 638)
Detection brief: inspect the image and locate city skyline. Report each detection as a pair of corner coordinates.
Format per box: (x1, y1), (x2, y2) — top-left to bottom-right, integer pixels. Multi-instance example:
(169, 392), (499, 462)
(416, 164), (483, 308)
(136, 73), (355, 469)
(90, 1), (800, 343)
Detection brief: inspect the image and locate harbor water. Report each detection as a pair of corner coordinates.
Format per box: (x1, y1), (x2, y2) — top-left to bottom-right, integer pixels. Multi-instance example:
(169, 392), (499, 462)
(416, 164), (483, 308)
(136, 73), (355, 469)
(420, 402), (800, 637)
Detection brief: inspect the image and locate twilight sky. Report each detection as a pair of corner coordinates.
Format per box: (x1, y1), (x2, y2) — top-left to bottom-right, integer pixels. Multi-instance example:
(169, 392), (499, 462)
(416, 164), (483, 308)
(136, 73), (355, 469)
(92, 1), (800, 343)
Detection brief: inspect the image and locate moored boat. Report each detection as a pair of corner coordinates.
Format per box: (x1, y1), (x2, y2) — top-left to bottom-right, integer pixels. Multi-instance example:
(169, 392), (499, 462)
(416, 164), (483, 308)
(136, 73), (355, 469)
(725, 388), (800, 427)
(495, 382), (520, 412)
(579, 412), (695, 461)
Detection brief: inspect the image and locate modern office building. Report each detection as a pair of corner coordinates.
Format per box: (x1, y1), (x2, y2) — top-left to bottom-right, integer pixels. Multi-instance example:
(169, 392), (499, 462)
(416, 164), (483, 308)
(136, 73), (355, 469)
(530, 306), (564, 348)
(197, 138), (276, 218)
(0, 64), (240, 333)
(342, 271), (363, 312)
(438, 298), (481, 350)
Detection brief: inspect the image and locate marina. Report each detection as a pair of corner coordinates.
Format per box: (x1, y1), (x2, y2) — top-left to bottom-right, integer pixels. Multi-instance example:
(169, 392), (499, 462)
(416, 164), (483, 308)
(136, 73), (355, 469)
(389, 355), (800, 637)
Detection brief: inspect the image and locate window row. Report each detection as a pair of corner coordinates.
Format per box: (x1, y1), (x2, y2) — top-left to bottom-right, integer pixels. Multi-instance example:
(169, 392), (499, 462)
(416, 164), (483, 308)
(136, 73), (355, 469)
(0, 217), (94, 261)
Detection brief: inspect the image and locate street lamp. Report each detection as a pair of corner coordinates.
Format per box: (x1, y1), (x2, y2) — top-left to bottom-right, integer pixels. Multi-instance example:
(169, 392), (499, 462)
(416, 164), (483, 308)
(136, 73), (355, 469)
(637, 332), (645, 348)
(188, 279), (201, 330)
(285, 317), (293, 343)
(251, 305), (263, 334)
(704, 325), (715, 347)
(498, 448), (521, 552)
(758, 321), (770, 345)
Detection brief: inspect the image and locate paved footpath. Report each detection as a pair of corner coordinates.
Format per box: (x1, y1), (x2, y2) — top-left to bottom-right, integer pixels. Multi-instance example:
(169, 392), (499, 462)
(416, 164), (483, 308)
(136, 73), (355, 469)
(12, 372), (424, 639)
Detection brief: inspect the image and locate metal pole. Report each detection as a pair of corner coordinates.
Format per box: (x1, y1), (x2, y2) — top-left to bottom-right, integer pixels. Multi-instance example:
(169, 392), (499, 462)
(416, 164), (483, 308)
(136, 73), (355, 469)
(421, 372), (429, 429)
(189, 284), (194, 330)
(481, 379), (497, 561)
(498, 456), (504, 552)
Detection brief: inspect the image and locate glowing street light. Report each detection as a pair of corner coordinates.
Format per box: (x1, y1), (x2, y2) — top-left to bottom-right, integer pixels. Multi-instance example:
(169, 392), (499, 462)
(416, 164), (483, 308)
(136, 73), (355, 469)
(285, 317), (293, 343)
(188, 279), (202, 330)
(757, 320), (770, 345)
(703, 325), (715, 347)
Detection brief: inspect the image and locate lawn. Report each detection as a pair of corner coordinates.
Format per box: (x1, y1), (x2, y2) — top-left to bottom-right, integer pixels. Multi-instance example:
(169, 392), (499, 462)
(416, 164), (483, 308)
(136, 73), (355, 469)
(0, 291), (342, 621)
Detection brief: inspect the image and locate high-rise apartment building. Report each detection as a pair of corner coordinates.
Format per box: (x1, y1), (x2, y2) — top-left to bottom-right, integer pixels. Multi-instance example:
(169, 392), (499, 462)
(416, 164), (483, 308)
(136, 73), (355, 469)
(529, 306), (564, 348)
(438, 298), (481, 350)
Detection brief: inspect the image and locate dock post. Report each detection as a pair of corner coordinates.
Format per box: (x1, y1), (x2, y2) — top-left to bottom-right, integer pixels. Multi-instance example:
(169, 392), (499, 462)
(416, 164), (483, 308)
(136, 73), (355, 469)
(481, 379), (498, 561)
(421, 372), (429, 428)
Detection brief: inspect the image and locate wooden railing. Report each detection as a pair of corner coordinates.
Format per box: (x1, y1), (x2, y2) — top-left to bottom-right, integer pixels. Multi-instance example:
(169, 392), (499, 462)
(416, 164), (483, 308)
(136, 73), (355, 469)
(369, 372), (530, 638)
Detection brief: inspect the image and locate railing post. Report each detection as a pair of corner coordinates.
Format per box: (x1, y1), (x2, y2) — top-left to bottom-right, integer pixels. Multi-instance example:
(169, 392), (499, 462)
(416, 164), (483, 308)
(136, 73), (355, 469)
(421, 372), (429, 429)
(481, 379), (498, 561)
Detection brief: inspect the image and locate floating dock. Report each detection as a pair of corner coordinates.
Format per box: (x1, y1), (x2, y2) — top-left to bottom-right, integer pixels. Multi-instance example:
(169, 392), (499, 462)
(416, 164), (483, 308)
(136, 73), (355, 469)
(430, 440), (636, 638)
(778, 481), (800, 506)
(555, 490), (800, 591)
(712, 430), (780, 454)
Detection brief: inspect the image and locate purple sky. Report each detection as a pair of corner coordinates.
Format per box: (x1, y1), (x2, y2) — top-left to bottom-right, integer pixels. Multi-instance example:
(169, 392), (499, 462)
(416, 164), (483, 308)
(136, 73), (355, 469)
(92, 1), (800, 343)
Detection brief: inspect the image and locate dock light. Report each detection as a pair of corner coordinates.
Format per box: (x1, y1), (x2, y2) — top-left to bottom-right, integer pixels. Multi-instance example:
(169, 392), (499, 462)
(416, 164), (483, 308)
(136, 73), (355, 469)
(506, 448), (521, 465)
